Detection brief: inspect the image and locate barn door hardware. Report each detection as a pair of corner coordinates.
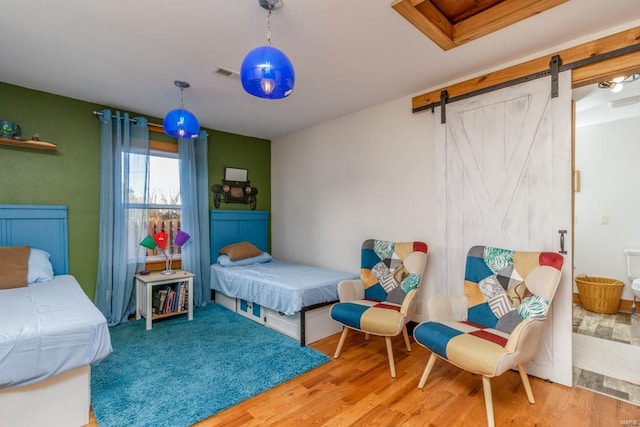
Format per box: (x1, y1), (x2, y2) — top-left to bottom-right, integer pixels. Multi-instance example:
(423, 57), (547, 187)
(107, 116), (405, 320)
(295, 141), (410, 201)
(550, 55), (562, 98)
(558, 229), (567, 255)
(417, 41), (640, 116)
(440, 90), (449, 124)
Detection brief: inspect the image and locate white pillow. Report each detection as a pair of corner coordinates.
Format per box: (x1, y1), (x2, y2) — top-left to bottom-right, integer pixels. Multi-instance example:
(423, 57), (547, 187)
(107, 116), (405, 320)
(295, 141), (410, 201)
(217, 252), (273, 267)
(27, 248), (54, 283)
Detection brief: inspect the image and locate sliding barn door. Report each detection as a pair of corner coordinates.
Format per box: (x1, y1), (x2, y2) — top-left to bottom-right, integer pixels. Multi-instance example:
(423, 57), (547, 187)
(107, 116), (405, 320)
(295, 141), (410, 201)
(434, 74), (573, 386)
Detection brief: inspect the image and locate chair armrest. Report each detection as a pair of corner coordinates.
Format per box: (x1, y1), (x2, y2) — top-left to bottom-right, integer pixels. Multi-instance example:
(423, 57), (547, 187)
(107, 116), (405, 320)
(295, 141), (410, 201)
(337, 279), (365, 302)
(426, 294), (468, 321)
(494, 318), (547, 376)
(504, 317), (546, 354)
(401, 289), (419, 316)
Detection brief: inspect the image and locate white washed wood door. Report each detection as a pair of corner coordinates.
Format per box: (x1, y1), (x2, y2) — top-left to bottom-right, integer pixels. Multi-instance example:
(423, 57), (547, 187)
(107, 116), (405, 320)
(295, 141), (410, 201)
(434, 74), (573, 386)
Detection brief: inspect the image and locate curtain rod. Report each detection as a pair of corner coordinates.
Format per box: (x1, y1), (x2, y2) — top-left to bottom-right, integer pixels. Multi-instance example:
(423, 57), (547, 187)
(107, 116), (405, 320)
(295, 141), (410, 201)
(92, 111), (207, 136)
(92, 110), (163, 129)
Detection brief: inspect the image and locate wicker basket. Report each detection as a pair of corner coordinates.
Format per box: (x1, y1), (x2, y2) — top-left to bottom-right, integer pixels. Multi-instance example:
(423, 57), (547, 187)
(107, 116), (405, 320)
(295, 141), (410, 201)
(575, 275), (624, 314)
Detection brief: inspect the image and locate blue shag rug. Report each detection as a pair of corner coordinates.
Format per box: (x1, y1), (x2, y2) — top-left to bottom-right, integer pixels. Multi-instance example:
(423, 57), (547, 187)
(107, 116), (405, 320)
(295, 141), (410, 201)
(91, 304), (329, 427)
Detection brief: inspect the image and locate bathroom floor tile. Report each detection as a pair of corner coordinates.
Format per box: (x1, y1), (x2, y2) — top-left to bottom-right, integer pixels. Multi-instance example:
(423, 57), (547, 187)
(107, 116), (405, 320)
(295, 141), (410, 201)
(616, 311), (632, 325)
(613, 323), (632, 343)
(576, 369), (604, 389)
(594, 325), (613, 340)
(602, 386), (630, 401)
(598, 314), (616, 328)
(629, 383), (640, 403)
(573, 304), (640, 406)
(603, 375), (630, 393)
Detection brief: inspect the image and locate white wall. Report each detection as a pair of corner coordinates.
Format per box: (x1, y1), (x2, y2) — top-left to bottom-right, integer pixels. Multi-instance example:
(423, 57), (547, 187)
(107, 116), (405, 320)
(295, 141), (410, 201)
(271, 96), (436, 321)
(575, 116), (640, 300)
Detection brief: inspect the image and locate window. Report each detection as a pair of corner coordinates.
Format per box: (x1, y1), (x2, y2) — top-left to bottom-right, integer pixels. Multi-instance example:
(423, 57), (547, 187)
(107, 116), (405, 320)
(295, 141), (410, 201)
(127, 140), (182, 269)
(146, 151), (182, 258)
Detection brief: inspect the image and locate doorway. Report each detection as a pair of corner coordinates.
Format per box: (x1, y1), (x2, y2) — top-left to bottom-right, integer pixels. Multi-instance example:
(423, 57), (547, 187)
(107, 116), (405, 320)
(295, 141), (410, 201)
(572, 74), (640, 405)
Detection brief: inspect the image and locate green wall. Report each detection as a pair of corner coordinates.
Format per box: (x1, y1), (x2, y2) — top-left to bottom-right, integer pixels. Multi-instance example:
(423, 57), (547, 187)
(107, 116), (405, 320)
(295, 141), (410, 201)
(208, 130), (271, 212)
(0, 82), (270, 299)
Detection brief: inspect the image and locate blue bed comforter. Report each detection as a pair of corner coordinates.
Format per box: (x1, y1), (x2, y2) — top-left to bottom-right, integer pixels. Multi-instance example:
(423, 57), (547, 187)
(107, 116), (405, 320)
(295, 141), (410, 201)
(210, 260), (358, 315)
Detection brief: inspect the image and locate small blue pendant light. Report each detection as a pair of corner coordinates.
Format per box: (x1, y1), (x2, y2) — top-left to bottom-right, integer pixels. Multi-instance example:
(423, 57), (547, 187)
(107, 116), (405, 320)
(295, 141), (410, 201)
(163, 80), (200, 139)
(240, 0), (295, 99)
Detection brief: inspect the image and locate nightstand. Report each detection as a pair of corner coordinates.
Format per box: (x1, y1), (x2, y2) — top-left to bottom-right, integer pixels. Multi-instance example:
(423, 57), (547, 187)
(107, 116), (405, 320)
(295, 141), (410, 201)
(135, 270), (194, 330)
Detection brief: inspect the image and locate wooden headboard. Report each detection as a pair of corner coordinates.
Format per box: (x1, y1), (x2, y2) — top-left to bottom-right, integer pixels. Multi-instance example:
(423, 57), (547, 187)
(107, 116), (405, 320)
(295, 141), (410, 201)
(209, 210), (269, 263)
(0, 205), (69, 275)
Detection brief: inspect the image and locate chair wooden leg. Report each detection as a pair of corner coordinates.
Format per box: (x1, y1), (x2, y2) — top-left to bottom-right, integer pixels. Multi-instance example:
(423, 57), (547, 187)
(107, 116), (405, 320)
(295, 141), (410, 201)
(385, 336), (396, 377)
(482, 376), (495, 427)
(334, 327), (349, 359)
(418, 353), (437, 389)
(402, 326), (411, 352)
(518, 363), (535, 404)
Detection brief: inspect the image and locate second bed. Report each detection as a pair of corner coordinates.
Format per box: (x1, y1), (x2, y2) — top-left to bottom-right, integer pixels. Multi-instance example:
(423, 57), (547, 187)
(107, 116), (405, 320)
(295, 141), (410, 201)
(209, 210), (358, 345)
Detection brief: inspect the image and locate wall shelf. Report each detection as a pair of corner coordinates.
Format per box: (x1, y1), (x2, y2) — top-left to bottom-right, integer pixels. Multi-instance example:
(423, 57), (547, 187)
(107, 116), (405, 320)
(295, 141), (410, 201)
(0, 136), (57, 151)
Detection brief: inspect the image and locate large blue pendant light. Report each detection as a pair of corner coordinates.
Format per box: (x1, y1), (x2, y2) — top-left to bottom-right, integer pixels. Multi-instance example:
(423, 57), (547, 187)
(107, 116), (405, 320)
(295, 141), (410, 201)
(163, 80), (200, 139)
(240, 0), (295, 99)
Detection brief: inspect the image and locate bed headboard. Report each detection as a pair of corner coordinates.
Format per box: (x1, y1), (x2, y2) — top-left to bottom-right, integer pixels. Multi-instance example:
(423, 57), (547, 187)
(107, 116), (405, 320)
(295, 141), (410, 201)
(0, 205), (69, 275)
(209, 210), (269, 263)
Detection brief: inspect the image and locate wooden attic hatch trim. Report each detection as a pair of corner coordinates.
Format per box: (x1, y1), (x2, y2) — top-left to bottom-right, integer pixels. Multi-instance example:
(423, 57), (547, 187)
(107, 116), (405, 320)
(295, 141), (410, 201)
(391, 0), (570, 51)
(410, 26), (640, 113)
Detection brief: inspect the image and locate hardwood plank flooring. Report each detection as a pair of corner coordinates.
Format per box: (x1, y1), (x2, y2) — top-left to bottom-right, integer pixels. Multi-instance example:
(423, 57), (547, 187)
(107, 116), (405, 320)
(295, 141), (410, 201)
(87, 331), (640, 426)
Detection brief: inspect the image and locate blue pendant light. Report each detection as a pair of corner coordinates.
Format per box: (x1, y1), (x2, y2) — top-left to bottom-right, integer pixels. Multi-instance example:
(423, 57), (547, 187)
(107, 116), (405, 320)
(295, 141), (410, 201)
(163, 80), (200, 139)
(240, 0), (295, 99)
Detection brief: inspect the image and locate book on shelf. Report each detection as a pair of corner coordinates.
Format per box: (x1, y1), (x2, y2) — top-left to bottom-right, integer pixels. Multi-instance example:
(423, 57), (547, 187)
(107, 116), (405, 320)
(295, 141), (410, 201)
(165, 287), (176, 314)
(154, 290), (168, 314)
(177, 282), (186, 312)
(150, 280), (189, 316)
(152, 290), (161, 314)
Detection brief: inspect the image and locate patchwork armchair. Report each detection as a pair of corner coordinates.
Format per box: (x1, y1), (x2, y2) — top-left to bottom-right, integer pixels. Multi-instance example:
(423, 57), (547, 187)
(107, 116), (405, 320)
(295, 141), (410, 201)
(330, 239), (428, 377)
(413, 245), (563, 427)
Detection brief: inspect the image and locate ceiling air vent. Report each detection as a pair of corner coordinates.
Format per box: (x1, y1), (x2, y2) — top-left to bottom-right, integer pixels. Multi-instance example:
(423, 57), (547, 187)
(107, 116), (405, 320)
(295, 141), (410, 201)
(213, 66), (239, 79)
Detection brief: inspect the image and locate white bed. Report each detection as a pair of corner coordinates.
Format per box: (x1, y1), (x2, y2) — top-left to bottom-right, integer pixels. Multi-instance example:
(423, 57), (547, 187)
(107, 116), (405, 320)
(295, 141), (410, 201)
(209, 210), (359, 345)
(0, 204), (112, 427)
(211, 260), (356, 316)
(0, 275), (112, 388)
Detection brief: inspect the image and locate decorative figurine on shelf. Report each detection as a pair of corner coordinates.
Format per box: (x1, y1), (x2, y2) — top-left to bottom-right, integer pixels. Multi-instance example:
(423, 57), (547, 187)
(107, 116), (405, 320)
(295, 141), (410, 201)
(0, 120), (22, 139)
(140, 230), (191, 275)
(211, 167), (258, 210)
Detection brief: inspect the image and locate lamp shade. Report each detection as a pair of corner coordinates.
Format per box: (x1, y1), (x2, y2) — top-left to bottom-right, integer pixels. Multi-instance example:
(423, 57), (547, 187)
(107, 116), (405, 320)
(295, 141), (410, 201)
(163, 108), (200, 139)
(152, 232), (169, 250)
(140, 235), (157, 250)
(175, 230), (191, 247)
(241, 45), (295, 99)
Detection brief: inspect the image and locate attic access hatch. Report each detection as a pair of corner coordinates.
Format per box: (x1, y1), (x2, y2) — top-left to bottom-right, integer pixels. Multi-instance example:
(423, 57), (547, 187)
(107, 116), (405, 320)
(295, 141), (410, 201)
(392, 0), (570, 51)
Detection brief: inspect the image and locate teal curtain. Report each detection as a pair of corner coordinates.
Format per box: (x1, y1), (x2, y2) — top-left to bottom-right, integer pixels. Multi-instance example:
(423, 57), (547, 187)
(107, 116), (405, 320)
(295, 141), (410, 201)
(95, 109), (150, 325)
(178, 131), (211, 306)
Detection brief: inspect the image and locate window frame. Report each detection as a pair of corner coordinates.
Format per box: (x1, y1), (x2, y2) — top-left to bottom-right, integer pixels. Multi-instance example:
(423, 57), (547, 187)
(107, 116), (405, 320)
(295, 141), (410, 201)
(144, 139), (183, 271)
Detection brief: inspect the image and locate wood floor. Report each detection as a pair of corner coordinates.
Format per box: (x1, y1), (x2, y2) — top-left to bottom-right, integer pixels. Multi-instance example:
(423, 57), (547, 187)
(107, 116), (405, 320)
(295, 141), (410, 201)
(88, 330), (640, 427)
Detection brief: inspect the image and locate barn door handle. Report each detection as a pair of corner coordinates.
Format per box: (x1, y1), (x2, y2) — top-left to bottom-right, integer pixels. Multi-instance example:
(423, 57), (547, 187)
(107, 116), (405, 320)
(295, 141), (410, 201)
(558, 230), (567, 255)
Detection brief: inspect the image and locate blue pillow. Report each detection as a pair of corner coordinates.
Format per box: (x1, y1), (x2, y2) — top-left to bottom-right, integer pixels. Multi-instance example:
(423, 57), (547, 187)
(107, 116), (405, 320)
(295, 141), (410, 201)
(217, 252), (272, 267)
(28, 248), (54, 283)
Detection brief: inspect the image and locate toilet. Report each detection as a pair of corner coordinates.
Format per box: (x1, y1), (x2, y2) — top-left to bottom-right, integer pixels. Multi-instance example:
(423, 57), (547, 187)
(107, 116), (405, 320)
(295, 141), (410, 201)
(623, 249), (640, 308)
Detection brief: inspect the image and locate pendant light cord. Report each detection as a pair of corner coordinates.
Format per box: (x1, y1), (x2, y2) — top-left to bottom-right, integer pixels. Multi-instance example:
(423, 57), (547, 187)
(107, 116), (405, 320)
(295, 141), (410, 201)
(266, 7), (272, 46)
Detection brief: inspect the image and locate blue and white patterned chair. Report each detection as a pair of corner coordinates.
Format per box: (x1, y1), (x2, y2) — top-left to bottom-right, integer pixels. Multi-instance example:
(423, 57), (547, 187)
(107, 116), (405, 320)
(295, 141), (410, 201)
(413, 245), (564, 427)
(330, 239), (428, 377)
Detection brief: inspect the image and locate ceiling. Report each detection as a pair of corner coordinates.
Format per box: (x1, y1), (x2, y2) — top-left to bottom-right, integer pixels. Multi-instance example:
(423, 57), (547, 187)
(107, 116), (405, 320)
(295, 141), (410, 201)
(574, 76), (640, 128)
(1, 1), (640, 140)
